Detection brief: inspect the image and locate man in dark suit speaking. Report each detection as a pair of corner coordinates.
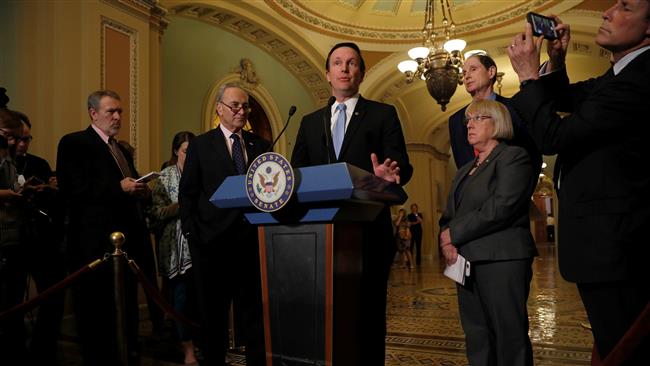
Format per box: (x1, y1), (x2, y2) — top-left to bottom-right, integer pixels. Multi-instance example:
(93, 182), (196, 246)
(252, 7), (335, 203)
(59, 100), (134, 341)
(179, 82), (268, 366)
(291, 42), (413, 365)
(507, 2), (650, 364)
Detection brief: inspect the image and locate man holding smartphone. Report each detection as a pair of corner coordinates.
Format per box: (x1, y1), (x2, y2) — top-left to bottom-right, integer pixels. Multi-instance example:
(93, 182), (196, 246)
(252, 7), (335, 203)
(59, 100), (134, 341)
(507, 1), (650, 364)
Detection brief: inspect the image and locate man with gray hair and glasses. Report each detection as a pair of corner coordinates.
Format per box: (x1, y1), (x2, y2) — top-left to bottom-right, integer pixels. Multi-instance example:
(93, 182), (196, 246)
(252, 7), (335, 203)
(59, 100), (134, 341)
(180, 82), (269, 366)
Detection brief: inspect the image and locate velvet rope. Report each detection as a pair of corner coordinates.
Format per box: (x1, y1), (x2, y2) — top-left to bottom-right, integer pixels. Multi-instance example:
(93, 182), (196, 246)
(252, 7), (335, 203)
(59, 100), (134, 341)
(126, 259), (200, 329)
(0, 257), (107, 322)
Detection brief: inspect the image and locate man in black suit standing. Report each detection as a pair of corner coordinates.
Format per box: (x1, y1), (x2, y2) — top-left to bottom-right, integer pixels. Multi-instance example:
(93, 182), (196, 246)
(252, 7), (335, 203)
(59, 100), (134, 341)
(179, 82), (268, 366)
(507, 2), (650, 364)
(291, 42), (413, 365)
(448, 53), (541, 172)
(57, 90), (151, 365)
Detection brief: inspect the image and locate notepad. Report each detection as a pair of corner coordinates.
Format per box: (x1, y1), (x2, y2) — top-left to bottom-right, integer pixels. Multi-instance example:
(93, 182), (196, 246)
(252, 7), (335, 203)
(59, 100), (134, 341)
(135, 171), (161, 183)
(443, 254), (471, 285)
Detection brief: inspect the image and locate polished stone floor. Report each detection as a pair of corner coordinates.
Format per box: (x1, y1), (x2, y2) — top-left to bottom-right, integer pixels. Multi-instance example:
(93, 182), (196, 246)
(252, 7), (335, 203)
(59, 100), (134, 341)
(55, 242), (593, 365)
(384, 243), (592, 366)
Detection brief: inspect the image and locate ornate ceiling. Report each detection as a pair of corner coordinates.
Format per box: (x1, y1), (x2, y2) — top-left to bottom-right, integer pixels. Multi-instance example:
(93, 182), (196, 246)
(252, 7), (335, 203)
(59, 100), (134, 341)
(163, 0), (610, 155)
(265, 0), (566, 43)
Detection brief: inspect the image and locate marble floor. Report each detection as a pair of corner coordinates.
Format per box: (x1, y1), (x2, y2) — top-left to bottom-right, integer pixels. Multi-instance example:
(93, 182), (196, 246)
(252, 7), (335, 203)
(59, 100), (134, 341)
(384, 243), (592, 366)
(55, 242), (593, 365)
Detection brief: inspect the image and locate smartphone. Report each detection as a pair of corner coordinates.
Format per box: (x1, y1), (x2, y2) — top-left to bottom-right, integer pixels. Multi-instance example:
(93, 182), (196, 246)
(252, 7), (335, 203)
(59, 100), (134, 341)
(527, 12), (557, 40)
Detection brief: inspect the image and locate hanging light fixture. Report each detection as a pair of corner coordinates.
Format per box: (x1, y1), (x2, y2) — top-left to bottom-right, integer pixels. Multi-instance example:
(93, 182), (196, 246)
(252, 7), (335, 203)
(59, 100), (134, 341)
(397, 0), (466, 111)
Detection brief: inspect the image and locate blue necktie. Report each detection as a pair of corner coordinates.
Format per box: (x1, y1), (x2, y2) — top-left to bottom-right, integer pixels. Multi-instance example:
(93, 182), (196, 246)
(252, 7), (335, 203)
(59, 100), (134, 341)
(333, 103), (346, 159)
(230, 134), (246, 174)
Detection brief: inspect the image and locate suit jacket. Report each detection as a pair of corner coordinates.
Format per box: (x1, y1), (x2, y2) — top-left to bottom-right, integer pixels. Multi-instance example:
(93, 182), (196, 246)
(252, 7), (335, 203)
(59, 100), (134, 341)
(291, 96), (413, 184)
(511, 49), (650, 283)
(439, 143), (537, 262)
(179, 127), (270, 245)
(56, 126), (148, 266)
(449, 94), (541, 174)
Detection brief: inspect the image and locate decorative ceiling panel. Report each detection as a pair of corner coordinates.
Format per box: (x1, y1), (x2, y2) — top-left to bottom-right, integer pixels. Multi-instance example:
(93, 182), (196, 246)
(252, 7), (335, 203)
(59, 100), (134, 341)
(169, 3), (330, 103)
(265, 0), (568, 43)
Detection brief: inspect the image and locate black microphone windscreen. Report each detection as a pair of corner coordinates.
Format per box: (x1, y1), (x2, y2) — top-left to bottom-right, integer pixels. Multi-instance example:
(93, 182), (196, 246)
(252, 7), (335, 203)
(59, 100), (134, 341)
(289, 105), (297, 116)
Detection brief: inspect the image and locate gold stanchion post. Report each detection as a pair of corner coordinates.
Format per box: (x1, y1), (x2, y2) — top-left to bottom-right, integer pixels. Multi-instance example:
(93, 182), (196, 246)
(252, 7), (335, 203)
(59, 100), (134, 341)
(111, 231), (128, 366)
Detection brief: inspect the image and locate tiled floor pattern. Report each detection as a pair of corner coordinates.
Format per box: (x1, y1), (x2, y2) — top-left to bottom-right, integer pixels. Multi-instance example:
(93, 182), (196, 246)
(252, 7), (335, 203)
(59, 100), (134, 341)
(55, 243), (593, 365)
(384, 243), (592, 366)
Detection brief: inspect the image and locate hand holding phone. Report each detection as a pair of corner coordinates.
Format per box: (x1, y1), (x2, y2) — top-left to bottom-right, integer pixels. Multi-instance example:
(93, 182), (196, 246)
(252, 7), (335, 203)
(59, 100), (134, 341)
(527, 12), (557, 40)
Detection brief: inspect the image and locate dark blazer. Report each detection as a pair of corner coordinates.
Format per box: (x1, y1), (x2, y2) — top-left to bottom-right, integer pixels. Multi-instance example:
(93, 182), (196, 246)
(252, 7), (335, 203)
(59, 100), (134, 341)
(449, 94), (541, 174)
(439, 143), (537, 262)
(179, 127), (270, 245)
(291, 96), (413, 183)
(511, 50), (650, 283)
(291, 95), (412, 364)
(56, 126), (147, 265)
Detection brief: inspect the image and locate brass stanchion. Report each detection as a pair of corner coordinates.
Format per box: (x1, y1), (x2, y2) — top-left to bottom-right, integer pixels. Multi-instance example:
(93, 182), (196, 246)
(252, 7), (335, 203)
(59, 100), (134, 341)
(111, 231), (128, 366)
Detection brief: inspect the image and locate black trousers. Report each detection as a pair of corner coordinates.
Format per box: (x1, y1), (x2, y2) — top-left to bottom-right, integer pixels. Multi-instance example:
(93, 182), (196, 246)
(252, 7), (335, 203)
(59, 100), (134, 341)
(456, 258), (534, 366)
(28, 248), (66, 364)
(0, 246), (28, 364)
(577, 280), (649, 365)
(72, 263), (140, 366)
(409, 226), (422, 265)
(359, 214), (397, 365)
(188, 222), (265, 366)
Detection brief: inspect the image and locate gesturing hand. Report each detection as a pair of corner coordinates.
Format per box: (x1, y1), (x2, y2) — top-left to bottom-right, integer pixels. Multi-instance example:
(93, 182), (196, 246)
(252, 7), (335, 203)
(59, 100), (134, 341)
(371, 153), (401, 184)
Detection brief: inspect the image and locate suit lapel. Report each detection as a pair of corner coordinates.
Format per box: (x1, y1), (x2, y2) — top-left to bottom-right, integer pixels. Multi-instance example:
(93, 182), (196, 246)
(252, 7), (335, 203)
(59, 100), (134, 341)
(209, 127), (237, 175)
(338, 96), (367, 161)
(449, 163), (473, 216)
(84, 126), (123, 177)
(455, 142), (507, 209)
(243, 130), (263, 168)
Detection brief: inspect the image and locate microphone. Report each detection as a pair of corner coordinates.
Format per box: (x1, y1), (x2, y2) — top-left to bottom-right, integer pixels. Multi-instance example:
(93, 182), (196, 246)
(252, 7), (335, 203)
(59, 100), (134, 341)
(268, 105), (297, 153)
(323, 96), (336, 164)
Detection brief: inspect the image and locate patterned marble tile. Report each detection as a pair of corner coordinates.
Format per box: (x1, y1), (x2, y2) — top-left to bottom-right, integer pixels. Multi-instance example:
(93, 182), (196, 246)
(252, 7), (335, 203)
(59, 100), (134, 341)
(54, 243), (593, 365)
(385, 243), (592, 365)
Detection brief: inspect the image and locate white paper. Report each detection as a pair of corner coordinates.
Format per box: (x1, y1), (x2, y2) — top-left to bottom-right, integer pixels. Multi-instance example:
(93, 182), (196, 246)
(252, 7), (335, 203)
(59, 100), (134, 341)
(135, 171), (162, 183)
(444, 254), (471, 285)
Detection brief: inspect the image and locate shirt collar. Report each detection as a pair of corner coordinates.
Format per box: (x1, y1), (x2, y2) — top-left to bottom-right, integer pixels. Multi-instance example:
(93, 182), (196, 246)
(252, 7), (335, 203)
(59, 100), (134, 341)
(613, 45), (650, 75)
(219, 123), (242, 141)
(91, 123), (111, 144)
(331, 93), (360, 114)
(486, 92), (497, 101)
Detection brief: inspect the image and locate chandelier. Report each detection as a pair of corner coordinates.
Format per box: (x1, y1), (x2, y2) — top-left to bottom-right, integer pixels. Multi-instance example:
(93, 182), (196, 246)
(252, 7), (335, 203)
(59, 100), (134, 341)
(397, 0), (467, 111)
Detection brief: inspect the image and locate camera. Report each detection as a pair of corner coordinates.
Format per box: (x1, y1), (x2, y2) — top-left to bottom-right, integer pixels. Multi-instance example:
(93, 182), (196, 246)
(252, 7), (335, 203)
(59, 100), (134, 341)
(527, 12), (558, 40)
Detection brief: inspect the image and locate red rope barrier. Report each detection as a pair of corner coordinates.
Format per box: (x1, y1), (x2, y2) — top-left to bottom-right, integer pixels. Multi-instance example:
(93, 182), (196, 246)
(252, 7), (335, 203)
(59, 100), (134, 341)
(0, 258), (107, 322)
(126, 259), (200, 329)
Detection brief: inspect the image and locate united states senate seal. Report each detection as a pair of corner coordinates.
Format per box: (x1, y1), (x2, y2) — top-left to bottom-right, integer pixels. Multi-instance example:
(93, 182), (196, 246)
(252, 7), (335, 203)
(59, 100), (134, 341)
(245, 152), (294, 212)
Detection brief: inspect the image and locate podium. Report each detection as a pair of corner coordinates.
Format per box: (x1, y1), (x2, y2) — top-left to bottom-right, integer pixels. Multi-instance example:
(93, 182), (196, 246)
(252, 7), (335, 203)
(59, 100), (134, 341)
(211, 162), (407, 366)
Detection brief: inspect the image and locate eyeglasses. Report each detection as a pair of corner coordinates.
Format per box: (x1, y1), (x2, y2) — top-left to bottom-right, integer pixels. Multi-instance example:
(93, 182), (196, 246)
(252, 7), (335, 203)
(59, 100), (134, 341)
(16, 135), (32, 143)
(463, 115), (492, 125)
(219, 101), (252, 115)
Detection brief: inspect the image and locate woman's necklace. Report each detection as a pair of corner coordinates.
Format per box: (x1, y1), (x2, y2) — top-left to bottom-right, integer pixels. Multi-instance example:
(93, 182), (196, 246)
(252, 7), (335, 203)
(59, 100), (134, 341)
(469, 156), (488, 175)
